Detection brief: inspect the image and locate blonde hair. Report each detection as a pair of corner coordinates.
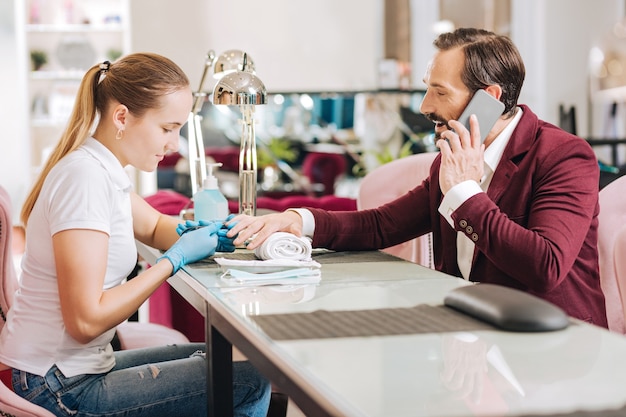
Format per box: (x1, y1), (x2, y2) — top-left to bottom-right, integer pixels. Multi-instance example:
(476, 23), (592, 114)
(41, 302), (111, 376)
(21, 52), (189, 225)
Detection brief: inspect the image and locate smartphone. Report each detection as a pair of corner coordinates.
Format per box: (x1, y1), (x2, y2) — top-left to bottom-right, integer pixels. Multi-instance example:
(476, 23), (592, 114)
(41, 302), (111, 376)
(455, 89), (505, 142)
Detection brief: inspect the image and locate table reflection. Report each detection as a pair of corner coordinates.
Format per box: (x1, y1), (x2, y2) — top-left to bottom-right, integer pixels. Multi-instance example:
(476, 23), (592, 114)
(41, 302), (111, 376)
(219, 284), (318, 316)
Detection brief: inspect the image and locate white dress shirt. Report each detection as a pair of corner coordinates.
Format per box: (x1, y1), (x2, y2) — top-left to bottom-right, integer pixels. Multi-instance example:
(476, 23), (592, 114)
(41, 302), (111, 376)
(438, 108), (523, 278)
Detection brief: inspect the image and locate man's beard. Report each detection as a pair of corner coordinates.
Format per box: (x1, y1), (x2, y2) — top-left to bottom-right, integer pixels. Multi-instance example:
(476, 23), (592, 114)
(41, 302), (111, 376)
(424, 112), (450, 140)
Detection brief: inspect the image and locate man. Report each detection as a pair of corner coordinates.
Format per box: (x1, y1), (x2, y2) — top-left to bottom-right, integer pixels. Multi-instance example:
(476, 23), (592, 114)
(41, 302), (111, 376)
(226, 28), (607, 328)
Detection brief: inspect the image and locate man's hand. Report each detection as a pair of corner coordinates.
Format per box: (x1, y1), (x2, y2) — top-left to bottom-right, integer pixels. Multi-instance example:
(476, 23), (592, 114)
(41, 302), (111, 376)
(226, 211), (304, 250)
(437, 114), (485, 195)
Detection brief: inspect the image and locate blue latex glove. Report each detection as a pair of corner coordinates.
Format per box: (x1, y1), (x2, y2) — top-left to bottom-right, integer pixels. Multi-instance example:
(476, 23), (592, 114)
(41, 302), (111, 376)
(218, 214), (238, 252)
(158, 221), (221, 274)
(176, 219), (222, 236)
(215, 227), (236, 253)
(176, 217), (236, 253)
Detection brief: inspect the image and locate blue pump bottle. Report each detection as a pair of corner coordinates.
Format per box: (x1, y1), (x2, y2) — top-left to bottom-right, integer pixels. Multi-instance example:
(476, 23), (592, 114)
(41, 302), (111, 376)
(193, 163), (229, 222)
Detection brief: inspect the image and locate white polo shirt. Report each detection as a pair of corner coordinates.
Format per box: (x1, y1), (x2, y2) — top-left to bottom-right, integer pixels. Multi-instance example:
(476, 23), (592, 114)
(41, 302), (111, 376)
(0, 137), (137, 377)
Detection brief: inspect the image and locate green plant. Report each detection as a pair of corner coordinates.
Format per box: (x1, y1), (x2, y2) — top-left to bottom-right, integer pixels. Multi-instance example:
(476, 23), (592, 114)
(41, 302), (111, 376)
(107, 48), (123, 61)
(30, 50), (48, 71)
(374, 139), (415, 165)
(257, 137), (298, 168)
(352, 134), (423, 177)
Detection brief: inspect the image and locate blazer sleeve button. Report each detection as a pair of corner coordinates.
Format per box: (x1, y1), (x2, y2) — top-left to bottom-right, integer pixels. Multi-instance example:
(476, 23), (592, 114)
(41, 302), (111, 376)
(459, 219), (468, 228)
(471, 233), (479, 242)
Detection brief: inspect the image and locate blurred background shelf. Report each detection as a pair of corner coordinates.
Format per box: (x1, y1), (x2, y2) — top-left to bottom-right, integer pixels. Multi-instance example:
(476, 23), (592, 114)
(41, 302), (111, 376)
(24, 0), (130, 175)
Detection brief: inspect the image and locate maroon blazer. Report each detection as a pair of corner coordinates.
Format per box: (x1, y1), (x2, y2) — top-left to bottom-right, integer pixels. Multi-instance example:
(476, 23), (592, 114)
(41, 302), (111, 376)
(310, 105), (608, 328)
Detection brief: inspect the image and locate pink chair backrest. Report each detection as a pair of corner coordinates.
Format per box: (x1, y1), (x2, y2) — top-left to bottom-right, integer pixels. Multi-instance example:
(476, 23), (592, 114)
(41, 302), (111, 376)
(598, 175), (626, 333)
(357, 152), (438, 267)
(0, 376), (55, 417)
(0, 186), (18, 330)
(613, 225), (626, 326)
(0, 186), (55, 416)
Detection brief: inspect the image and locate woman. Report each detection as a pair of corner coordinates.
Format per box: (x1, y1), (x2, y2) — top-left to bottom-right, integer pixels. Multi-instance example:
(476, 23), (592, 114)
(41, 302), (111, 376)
(0, 53), (271, 416)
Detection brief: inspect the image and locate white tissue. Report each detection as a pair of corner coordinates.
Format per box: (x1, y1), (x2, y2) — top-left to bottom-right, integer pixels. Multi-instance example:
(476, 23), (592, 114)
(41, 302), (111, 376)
(254, 232), (312, 261)
(214, 257), (321, 274)
(220, 267), (322, 286)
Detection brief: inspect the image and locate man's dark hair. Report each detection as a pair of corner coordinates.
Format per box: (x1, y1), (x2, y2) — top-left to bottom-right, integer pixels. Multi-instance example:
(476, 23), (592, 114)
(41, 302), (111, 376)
(434, 28), (525, 116)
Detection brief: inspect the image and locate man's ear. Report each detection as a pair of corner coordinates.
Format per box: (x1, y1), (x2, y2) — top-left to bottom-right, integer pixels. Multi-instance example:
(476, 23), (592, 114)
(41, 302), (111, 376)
(485, 84), (503, 101)
(112, 103), (129, 130)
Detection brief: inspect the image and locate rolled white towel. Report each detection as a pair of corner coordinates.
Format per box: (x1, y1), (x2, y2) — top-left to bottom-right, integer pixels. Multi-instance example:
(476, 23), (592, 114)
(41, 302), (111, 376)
(254, 232), (313, 261)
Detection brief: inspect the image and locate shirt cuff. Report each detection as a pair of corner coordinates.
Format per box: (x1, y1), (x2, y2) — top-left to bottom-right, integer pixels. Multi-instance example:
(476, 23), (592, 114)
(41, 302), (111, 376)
(438, 180), (482, 227)
(288, 208), (315, 238)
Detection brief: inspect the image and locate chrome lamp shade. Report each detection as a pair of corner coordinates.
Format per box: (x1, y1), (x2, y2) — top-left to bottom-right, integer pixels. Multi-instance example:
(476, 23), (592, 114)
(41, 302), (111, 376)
(213, 71), (267, 106)
(213, 49), (256, 77)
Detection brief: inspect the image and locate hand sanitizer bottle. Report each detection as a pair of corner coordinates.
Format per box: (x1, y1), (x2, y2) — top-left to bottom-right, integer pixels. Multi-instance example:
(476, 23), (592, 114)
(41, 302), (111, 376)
(193, 163), (229, 222)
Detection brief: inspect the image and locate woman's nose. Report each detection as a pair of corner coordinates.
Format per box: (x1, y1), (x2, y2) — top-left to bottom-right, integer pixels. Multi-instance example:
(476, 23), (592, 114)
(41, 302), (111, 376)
(166, 136), (181, 153)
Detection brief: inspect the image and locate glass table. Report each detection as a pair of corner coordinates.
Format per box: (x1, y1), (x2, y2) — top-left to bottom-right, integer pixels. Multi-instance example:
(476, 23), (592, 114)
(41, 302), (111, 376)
(136, 243), (626, 417)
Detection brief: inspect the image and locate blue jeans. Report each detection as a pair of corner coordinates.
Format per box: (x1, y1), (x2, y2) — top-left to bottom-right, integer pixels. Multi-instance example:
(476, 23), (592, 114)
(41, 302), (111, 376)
(13, 343), (271, 417)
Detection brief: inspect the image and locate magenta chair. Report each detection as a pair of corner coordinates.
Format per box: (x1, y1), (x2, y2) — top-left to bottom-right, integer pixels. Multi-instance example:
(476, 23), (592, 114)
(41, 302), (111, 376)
(301, 151), (347, 195)
(205, 146), (241, 173)
(598, 175), (626, 333)
(357, 152), (438, 267)
(255, 195), (357, 212)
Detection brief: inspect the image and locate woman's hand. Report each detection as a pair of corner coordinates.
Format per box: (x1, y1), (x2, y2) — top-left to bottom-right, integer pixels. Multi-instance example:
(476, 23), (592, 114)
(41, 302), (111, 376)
(158, 221), (221, 273)
(176, 218), (235, 253)
(226, 211), (304, 250)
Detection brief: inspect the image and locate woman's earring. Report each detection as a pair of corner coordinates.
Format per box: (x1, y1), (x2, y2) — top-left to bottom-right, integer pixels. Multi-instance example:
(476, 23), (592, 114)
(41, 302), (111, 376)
(116, 129), (124, 140)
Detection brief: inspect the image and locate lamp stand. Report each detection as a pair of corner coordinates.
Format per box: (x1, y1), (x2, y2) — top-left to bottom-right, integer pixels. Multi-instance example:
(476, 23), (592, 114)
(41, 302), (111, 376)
(238, 104), (257, 216)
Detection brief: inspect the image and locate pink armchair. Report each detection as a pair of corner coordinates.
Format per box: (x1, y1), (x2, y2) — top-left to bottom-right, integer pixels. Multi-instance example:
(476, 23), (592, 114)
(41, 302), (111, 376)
(357, 152), (438, 267)
(0, 191), (53, 416)
(598, 175), (626, 333)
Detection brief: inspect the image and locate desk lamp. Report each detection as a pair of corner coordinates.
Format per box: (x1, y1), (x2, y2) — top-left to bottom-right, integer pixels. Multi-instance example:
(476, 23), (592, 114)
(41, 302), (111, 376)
(187, 50), (266, 217)
(212, 52), (267, 216)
